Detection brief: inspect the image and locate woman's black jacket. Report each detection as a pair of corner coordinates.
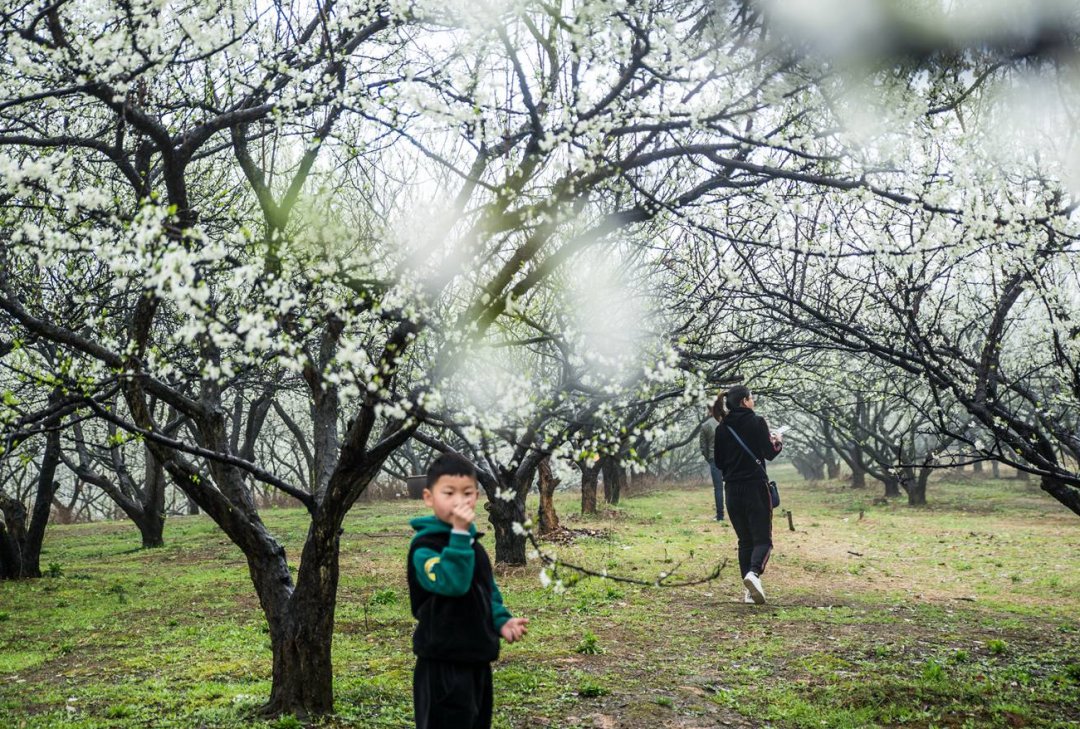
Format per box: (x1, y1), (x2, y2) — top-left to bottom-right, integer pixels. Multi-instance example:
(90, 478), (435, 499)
(713, 407), (781, 483)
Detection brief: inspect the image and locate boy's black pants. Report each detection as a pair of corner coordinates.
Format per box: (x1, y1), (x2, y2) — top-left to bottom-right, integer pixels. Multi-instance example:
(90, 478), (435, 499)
(725, 478), (773, 578)
(414, 658), (493, 729)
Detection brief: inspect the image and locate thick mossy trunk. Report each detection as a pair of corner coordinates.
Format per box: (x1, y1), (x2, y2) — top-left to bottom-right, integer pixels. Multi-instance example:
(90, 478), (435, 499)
(137, 450), (167, 548)
(264, 600), (336, 718)
(883, 476), (901, 498)
(0, 496), (28, 579)
(793, 453), (825, 481)
(488, 496), (526, 565)
(536, 457), (560, 536)
(2, 424), (61, 579)
(850, 457), (867, 489)
(1041, 475), (1080, 517)
(580, 462), (600, 515)
(137, 510), (166, 549)
(905, 470), (928, 506)
(601, 457), (626, 505)
(260, 521), (341, 717)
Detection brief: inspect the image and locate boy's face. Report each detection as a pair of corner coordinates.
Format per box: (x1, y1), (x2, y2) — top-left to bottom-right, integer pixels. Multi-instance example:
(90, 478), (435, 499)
(423, 473), (479, 525)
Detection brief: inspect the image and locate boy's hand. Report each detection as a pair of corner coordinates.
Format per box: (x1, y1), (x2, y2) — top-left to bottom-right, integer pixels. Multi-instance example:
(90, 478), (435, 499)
(450, 502), (475, 532)
(500, 617), (529, 643)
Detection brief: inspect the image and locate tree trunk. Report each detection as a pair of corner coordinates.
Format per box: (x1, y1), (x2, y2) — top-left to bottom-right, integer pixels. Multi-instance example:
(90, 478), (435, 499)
(186, 496), (200, 515)
(536, 457), (560, 536)
(601, 456), (626, 505)
(1014, 468), (1030, 481)
(264, 599), (335, 718)
(850, 456), (867, 489)
(883, 475), (901, 498)
(972, 460), (984, 474)
(792, 453), (825, 481)
(262, 519), (341, 717)
(306, 322), (343, 501)
(580, 461), (600, 515)
(22, 424), (61, 578)
(310, 391), (339, 501)
(167, 451), (340, 718)
(130, 510), (166, 549)
(138, 447), (167, 548)
(906, 468), (930, 506)
(487, 495), (527, 565)
(0, 495), (28, 579)
(826, 453), (842, 479)
(991, 461), (1000, 478)
(1040, 475), (1080, 517)
(0, 421), (61, 580)
(51, 499), (77, 525)
(51, 479), (83, 525)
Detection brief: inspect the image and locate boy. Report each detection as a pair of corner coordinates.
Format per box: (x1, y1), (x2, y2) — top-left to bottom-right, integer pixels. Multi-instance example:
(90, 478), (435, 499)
(407, 452), (529, 729)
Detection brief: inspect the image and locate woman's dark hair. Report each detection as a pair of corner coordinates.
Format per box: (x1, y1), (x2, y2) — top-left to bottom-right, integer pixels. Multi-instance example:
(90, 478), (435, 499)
(719, 385), (751, 417)
(426, 451), (477, 488)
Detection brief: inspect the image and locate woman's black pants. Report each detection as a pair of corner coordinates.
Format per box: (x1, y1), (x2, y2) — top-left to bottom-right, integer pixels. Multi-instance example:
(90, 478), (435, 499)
(725, 478), (773, 578)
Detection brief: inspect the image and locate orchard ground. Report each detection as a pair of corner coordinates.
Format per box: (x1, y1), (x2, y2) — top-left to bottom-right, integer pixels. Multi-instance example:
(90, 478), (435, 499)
(1, 467), (1078, 729)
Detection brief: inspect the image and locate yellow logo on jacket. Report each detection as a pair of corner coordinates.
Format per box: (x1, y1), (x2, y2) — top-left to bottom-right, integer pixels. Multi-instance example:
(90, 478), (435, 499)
(424, 556), (440, 582)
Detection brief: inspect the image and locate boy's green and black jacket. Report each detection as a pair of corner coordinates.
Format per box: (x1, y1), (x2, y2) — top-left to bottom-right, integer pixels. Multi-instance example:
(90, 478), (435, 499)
(407, 516), (513, 663)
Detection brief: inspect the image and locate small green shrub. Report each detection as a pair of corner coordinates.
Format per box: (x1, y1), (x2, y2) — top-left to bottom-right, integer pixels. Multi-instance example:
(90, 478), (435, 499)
(655, 696), (675, 708)
(369, 588), (398, 606)
(45, 562), (63, 578)
(0, 611), (9, 623)
(577, 678), (609, 697)
(987, 639), (1007, 655)
(575, 631), (603, 655)
(922, 660), (946, 681)
(604, 586), (624, 600)
(272, 714), (304, 729)
(572, 597), (596, 615)
(1064, 662), (1080, 682)
(104, 704), (133, 719)
(951, 649), (970, 663)
(106, 582), (127, 604)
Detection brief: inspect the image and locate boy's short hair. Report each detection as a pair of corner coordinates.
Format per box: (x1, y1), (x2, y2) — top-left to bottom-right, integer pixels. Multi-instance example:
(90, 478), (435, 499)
(425, 452), (477, 489)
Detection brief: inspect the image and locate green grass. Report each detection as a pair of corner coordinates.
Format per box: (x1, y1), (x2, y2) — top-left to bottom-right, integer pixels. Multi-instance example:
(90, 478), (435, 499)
(1, 467), (1078, 727)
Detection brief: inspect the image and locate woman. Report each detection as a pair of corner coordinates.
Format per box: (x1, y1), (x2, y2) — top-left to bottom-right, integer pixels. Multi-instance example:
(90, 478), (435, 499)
(713, 386), (782, 604)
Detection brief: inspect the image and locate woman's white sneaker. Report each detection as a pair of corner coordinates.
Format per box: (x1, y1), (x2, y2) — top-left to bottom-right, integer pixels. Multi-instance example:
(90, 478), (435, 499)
(743, 571), (766, 604)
